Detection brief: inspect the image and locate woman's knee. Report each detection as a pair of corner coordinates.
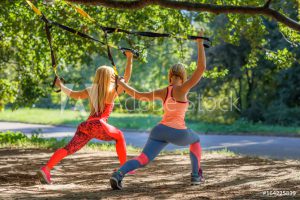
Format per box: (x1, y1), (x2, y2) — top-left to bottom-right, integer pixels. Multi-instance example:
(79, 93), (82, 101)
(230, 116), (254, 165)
(133, 153), (150, 167)
(111, 130), (124, 142)
(77, 121), (87, 133)
(189, 129), (200, 143)
(63, 146), (73, 155)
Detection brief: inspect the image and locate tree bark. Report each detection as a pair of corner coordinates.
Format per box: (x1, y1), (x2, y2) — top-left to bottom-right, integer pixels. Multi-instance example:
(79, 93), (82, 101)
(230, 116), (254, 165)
(66, 0), (300, 32)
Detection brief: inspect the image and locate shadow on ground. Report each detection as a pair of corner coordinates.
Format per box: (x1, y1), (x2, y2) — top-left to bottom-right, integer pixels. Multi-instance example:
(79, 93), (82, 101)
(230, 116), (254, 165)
(0, 148), (299, 199)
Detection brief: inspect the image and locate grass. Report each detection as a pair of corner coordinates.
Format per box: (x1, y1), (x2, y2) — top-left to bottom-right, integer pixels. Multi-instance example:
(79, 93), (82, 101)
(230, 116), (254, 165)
(0, 131), (141, 153)
(0, 108), (160, 130)
(0, 131), (236, 156)
(0, 108), (300, 136)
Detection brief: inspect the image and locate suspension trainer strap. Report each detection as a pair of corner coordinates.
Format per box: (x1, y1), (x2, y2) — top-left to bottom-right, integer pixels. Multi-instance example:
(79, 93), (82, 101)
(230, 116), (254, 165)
(50, 21), (103, 44)
(65, 2), (212, 48)
(42, 16), (62, 93)
(25, 1), (62, 92)
(103, 30), (119, 92)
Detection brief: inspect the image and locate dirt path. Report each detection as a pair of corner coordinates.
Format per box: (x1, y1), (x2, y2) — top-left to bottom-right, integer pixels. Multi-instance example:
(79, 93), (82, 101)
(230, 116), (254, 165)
(0, 148), (299, 199)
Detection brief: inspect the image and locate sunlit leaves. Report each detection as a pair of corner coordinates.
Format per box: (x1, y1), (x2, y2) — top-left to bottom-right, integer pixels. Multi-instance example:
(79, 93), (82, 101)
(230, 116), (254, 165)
(265, 48), (296, 69)
(203, 66), (229, 79)
(279, 24), (300, 45)
(0, 0), (299, 111)
(0, 79), (18, 111)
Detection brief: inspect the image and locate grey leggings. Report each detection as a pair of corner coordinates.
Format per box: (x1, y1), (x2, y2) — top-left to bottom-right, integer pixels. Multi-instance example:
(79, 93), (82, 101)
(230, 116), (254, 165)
(119, 124), (202, 176)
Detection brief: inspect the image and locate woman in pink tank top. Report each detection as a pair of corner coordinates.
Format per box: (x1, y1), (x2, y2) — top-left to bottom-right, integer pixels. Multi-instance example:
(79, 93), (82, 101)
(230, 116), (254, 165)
(110, 31), (206, 190)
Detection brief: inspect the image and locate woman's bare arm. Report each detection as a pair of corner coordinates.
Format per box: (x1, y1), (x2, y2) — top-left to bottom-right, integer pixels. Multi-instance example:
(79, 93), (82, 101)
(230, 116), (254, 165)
(55, 78), (89, 100)
(180, 31), (206, 92)
(116, 51), (133, 94)
(123, 51), (133, 83)
(117, 79), (165, 102)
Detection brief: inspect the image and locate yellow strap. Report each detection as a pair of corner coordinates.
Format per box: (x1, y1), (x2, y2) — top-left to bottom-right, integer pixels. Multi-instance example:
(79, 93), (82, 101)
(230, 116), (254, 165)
(113, 65), (118, 75)
(65, 1), (119, 75)
(108, 43), (118, 49)
(25, 0), (42, 16)
(75, 7), (95, 22)
(53, 66), (58, 76)
(65, 1), (95, 22)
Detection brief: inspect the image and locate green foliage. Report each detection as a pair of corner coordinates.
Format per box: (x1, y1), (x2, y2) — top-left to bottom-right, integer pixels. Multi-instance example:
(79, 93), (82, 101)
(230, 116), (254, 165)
(1, 0), (300, 127)
(0, 79), (18, 111)
(0, 131), (67, 149)
(0, 130), (141, 152)
(264, 102), (300, 126)
(203, 66), (229, 79)
(265, 48), (296, 69)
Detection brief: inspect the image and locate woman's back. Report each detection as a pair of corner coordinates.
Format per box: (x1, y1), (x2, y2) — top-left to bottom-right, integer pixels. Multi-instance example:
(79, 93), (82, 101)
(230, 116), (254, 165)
(88, 85), (117, 117)
(160, 85), (189, 129)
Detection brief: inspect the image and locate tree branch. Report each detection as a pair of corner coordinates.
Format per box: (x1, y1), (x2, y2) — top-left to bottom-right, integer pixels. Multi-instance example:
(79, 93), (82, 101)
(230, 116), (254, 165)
(263, 0), (272, 8)
(66, 0), (300, 32)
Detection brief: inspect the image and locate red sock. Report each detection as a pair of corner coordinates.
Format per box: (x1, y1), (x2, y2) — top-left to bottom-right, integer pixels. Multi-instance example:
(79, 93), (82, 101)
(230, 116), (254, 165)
(45, 148), (68, 170)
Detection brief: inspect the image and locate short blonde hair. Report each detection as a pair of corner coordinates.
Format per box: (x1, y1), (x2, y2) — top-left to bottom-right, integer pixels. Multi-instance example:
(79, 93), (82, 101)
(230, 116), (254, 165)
(168, 63), (187, 83)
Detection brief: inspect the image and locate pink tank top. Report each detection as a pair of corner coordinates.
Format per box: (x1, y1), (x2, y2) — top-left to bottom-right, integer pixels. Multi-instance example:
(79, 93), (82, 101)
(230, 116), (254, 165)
(160, 86), (189, 129)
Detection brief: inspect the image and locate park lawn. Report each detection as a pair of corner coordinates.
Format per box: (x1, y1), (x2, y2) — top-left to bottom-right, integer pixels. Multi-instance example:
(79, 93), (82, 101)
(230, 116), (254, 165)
(0, 108), (300, 136)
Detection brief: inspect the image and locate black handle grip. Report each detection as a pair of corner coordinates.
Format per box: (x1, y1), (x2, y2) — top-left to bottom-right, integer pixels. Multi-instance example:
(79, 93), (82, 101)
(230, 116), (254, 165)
(187, 36), (210, 41)
(119, 47), (139, 59)
(52, 76), (65, 93)
(203, 43), (210, 48)
(188, 36), (211, 48)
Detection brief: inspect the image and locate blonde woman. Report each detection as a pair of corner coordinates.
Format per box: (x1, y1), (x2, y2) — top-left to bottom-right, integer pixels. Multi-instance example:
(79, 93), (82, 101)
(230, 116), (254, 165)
(110, 31), (206, 189)
(38, 51), (133, 184)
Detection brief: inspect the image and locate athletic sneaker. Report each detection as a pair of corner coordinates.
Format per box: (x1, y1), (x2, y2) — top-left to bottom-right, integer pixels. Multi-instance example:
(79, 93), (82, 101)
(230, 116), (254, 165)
(37, 167), (51, 184)
(191, 168), (204, 185)
(110, 171), (123, 190)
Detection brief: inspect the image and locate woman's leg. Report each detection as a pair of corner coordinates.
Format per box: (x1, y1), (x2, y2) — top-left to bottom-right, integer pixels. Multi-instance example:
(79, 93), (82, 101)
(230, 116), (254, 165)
(99, 119), (127, 166)
(38, 129), (92, 184)
(45, 130), (92, 171)
(152, 125), (202, 178)
(190, 141), (202, 176)
(118, 138), (168, 175)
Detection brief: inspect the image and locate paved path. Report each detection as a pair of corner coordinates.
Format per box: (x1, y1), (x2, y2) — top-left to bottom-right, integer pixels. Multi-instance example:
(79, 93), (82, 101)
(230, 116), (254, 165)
(1, 122), (300, 160)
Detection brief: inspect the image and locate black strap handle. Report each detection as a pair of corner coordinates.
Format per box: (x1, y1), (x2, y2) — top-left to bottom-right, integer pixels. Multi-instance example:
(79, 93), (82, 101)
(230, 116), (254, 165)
(51, 21), (103, 44)
(52, 76), (66, 93)
(119, 47), (139, 59)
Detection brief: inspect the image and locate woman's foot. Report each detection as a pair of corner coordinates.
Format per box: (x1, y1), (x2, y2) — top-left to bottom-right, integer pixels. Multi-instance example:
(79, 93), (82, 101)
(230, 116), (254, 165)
(113, 168), (135, 175)
(37, 166), (51, 184)
(110, 171), (123, 190)
(191, 168), (204, 185)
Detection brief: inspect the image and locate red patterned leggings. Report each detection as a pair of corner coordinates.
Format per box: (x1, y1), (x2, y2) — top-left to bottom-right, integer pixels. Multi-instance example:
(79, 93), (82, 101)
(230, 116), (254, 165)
(64, 119), (115, 154)
(45, 118), (127, 170)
